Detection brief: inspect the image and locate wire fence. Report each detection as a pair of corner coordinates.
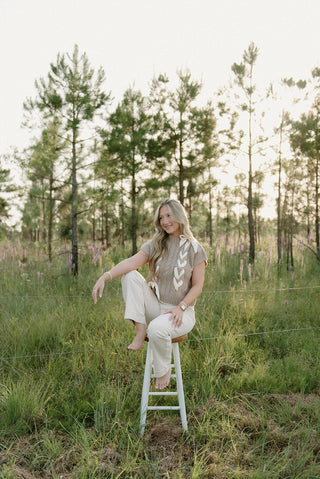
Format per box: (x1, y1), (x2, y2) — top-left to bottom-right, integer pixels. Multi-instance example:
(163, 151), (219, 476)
(1, 326), (319, 362)
(1, 283), (319, 362)
(1, 283), (320, 300)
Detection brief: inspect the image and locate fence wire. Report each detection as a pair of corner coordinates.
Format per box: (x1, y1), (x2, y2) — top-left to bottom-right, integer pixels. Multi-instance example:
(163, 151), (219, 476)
(1, 283), (320, 300)
(1, 326), (319, 362)
(1, 283), (319, 362)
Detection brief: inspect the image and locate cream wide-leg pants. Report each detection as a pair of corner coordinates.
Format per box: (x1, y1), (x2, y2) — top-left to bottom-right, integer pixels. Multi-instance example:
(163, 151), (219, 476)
(121, 270), (195, 377)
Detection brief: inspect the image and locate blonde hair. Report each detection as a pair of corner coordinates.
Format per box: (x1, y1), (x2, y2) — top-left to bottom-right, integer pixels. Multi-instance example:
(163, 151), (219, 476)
(148, 198), (195, 280)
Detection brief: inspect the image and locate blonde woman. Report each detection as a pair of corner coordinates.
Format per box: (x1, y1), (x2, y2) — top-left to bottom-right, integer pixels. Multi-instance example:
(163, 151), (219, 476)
(92, 198), (207, 390)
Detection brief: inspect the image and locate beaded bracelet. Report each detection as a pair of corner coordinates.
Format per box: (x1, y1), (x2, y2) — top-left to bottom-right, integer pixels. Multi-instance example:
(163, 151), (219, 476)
(104, 271), (112, 282)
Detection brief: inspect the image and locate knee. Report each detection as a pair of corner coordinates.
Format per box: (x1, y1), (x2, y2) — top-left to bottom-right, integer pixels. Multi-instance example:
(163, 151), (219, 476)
(121, 270), (141, 285)
(147, 315), (171, 340)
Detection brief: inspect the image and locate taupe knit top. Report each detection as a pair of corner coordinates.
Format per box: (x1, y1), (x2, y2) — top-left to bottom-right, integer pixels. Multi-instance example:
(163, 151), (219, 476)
(141, 235), (207, 305)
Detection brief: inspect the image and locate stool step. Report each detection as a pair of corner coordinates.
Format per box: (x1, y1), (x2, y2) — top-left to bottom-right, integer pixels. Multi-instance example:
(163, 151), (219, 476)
(148, 406), (181, 411)
(151, 374), (177, 379)
(149, 392), (178, 396)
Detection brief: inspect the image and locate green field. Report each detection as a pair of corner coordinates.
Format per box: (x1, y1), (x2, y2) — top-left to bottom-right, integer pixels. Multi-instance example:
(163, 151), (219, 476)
(0, 239), (320, 478)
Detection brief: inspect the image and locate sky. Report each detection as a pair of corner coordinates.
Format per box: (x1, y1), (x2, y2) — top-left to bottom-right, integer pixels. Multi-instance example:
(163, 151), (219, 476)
(1, 0), (320, 218)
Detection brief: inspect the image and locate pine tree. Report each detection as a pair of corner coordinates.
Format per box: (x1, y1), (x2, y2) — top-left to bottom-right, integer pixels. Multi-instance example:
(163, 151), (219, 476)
(104, 88), (150, 254)
(290, 106), (320, 260)
(24, 45), (110, 273)
(147, 71), (217, 206)
(19, 118), (65, 260)
(231, 42), (260, 264)
(0, 155), (15, 232)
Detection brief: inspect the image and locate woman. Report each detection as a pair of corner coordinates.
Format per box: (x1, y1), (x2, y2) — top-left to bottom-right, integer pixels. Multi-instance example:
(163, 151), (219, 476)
(92, 198), (207, 390)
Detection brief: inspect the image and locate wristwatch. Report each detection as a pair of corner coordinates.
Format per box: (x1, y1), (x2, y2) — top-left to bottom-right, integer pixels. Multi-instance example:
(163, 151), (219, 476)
(179, 302), (187, 311)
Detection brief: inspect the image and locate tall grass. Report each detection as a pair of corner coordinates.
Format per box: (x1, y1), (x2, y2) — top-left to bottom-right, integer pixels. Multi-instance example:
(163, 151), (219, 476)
(0, 237), (320, 477)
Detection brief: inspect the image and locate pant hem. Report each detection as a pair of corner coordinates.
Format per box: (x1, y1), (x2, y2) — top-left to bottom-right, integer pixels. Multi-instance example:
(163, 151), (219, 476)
(154, 366), (171, 378)
(124, 317), (146, 325)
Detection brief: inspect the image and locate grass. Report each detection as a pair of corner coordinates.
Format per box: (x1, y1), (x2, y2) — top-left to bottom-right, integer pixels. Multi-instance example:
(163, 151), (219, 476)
(0, 237), (320, 477)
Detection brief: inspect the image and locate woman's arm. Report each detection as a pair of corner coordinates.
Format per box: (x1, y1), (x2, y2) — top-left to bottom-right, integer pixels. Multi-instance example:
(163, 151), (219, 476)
(165, 260), (206, 328)
(92, 250), (149, 303)
(181, 260), (206, 307)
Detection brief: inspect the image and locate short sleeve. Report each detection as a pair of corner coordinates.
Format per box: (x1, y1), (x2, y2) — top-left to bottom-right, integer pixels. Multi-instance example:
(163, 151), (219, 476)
(140, 240), (154, 259)
(194, 242), (208, 267)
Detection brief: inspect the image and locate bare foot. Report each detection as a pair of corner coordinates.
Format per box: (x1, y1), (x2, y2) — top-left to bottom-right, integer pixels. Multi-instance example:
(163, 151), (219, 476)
(155, 368), (171, 390)
(127, 333), (145, 351)
(128, 323), (146, 351)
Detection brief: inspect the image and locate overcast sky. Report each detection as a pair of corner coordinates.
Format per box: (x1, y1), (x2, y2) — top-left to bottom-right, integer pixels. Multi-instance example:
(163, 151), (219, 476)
(1, 0), (320, 218)
(1, 0), (320, 152)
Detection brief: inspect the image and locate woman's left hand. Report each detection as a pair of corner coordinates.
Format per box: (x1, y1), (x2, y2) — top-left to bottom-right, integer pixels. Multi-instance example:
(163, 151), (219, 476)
(165, 306), (183, 328)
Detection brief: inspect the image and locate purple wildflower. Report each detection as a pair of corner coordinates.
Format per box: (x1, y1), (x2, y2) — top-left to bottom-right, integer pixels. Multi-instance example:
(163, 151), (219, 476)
(92, 251), (101, 265)
(239, 259), (244, 284)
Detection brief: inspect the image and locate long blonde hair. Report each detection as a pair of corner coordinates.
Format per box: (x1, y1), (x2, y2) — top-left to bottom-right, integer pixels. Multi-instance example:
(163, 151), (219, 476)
(148, 198), (195, 280)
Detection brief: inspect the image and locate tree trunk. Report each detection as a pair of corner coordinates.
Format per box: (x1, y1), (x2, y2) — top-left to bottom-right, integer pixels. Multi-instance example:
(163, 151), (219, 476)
(120, 183), (125, 246)
(208, 182), (213, 247)
(41, 179), (46, 242)
(306, 187), (311, 238)
(277, 118), (283, 271)
(289, 183), (295, 270)
(178, 111), (184, 205)
(315, 155), (320, 259)
(248, 157), (255, 264)
(48, 170), (54, 262)
(179, 163), (184, 205)
(131, 173), (137, 255)
(248, 64), (255, 264)
(131, 136), (137, 255)
(71, 129), (78, 275)
(92, 214), (96, 245)
(105, 200), (110, 247)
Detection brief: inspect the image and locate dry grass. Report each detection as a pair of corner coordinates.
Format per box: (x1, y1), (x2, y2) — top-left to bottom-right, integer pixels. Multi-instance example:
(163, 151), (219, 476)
(1, 393), (320, 478)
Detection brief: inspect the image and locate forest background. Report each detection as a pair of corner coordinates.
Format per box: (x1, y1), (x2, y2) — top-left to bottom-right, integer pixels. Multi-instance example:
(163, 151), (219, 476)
(1, 38), (320, 271)
(1, 0), (320, 266)
(1, 1), (320, 477)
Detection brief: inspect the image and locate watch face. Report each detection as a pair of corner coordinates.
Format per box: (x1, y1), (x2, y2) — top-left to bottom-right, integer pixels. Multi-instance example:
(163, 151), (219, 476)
(180, 303), (186, 311)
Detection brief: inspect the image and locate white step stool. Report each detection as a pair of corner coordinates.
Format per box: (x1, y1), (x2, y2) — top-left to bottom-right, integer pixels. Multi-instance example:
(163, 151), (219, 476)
(139, 334), (188, 436)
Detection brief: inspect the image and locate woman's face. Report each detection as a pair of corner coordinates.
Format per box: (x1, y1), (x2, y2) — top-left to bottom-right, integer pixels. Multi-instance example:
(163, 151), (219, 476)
(159, 205), (181, 237)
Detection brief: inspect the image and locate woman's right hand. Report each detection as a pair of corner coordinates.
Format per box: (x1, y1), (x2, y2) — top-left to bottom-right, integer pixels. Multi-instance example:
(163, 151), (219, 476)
(92, 251), (149, 304)
(92, 272), (109, 304)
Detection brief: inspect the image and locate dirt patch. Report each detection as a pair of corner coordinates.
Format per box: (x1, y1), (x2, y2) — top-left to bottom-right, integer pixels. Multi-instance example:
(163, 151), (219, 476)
(142, 418), (193, 476)
(145, 420), (184, 444)
(51, 445), (81, 475)
(2, 465), (41, 479)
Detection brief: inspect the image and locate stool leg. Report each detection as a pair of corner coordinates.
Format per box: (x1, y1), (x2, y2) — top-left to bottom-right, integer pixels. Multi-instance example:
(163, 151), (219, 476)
(173, 343), (188, 432)
(140, 343), (152, 436)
